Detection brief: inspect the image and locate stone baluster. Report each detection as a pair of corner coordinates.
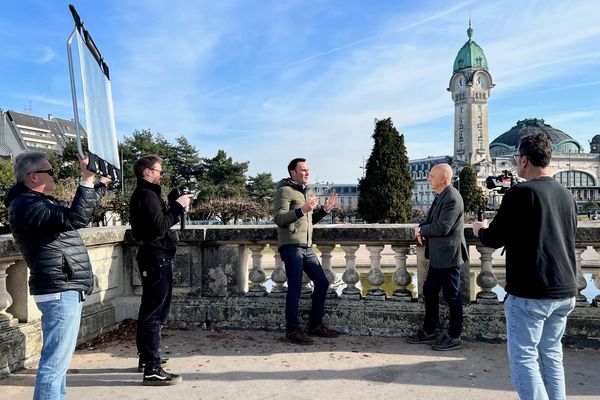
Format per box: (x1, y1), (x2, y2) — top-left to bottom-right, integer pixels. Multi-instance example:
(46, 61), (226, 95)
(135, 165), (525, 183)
(0, 261), (15, 322)
(300, 267), (313, 299)
(475, 245), (499, 304)
(593, 270), (600, 307)
(575, 246), (589, 307)
(316, 244), (338, 298)
(269, 249), (287, 298)
(247, 244), (267, 296)
(341, 245), (361, 300)
(365, 245), (386, 300)
(391, 245), (412, 301)
(416, 245), (428, 301)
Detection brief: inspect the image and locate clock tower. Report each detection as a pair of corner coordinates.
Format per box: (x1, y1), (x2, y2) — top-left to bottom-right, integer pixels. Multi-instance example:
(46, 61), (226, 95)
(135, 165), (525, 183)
(449, 22), (494, 175)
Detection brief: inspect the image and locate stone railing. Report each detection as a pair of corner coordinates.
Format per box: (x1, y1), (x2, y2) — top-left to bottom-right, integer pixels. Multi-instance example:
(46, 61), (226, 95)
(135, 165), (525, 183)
(1, 224), (599, 376)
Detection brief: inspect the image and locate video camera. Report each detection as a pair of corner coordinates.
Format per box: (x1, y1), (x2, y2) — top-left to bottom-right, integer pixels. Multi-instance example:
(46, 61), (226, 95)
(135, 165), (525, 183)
(485, 170), (517, 194)
(167, 159), (203, 229)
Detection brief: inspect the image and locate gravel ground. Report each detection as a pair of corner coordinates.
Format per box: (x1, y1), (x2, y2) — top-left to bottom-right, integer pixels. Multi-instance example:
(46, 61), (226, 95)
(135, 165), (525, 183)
(1, 322), (598, 400)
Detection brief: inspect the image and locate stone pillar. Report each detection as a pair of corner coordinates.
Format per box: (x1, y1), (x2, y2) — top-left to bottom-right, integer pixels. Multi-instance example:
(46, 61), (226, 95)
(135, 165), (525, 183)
(316, 244), (338, 299)
(247, 244), (267, 297)
(365, 245), (386, 300)
(416, 245), (428, 301)
(593, 270), (600, 307)
(391, 245), (412, 301)
(341, 245), (361, 300)
(475, 245), (499, 304)
(269, 250), (287, 298)
(575, 246), (589, 307)
(0, 261), (16, 325)
(300, 269), (313, 299)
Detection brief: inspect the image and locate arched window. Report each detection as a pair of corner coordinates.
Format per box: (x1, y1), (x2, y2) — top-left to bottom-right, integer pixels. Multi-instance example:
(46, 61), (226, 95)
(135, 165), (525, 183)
(553, 170), (596, 187)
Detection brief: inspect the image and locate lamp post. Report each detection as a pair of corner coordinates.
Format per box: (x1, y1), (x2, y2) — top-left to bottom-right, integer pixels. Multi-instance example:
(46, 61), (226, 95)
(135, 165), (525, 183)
(359, 156), (366, 179)
(567, 150), (572, 193)
(120, 149), (127, 195)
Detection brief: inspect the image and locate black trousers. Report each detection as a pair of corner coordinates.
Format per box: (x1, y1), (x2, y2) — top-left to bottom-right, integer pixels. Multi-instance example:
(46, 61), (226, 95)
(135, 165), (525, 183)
(422, 265), (463, 339)
(136, 257), (174, 369)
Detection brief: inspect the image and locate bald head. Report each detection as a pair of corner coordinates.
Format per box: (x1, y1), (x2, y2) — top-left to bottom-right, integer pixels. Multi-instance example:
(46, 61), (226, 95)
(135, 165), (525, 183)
(428, 163), (453, 193)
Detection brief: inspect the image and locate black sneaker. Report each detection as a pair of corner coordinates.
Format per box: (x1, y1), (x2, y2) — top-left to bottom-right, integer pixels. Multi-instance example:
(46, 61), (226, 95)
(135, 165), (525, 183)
(143, 366), (182, 386)
(138, 357), (168, 373)
(406, 329), (437, 344)
(285, 329), (314, 345)
(432, 334), (463, 351)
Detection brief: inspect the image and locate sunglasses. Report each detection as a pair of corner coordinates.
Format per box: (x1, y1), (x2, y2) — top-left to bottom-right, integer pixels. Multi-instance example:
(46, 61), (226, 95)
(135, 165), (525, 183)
(149, 167), (165, 176)
(27, 168), (55, 177)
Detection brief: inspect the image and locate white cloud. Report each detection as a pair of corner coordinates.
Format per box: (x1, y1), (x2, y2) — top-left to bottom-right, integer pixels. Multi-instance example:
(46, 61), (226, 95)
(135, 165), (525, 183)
(35, 46), (57, 64)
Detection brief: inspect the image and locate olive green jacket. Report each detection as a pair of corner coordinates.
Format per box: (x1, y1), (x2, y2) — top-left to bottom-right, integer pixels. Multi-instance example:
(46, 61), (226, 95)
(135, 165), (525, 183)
(273, 178), (328, 249)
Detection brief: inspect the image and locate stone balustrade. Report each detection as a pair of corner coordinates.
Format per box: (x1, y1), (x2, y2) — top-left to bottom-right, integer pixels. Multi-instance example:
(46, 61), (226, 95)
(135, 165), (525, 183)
(1, 224), (599, 377)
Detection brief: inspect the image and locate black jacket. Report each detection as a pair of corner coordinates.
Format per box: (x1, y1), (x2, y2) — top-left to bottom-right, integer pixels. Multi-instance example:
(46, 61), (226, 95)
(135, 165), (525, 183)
(478, 176), (577, 299)
(129, 179), (184, 260)
(4, 182), (106, 295)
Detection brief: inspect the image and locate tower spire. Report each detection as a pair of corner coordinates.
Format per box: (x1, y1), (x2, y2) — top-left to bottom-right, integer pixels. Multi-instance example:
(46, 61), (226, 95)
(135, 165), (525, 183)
(467, 18), (473, 41)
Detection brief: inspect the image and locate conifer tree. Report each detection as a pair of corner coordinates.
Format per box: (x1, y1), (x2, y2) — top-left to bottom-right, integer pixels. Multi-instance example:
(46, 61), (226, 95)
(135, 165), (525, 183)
(357, 118), (413, 223)
(454, 165), (487, 216)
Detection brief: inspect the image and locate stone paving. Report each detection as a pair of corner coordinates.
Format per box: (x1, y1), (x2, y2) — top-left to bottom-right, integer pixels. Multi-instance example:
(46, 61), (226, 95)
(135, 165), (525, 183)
(0, 326), (598, 400)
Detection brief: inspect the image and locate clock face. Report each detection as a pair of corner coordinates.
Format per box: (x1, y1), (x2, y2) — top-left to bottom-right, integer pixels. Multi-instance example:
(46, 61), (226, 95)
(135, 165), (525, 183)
(455, 76), (466, 92)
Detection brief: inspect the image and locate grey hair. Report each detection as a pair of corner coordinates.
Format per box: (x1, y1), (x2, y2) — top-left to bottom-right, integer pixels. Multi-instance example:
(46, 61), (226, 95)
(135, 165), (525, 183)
(13, 152), (51, 183)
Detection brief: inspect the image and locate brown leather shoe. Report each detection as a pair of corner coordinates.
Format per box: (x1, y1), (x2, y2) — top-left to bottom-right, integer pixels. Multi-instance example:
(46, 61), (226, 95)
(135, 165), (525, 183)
(308, 324), (339, 338)
(286, 329), (314, 345)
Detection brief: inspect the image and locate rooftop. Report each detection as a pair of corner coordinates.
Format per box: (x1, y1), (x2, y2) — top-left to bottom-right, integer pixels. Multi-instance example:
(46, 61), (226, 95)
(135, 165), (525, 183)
(453, 22), (488, 72)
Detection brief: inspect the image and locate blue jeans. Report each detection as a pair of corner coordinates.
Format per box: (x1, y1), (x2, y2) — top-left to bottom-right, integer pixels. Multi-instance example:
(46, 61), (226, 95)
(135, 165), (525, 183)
(504, 295), (576, 400)
(34, 290), (84, 400)
(422, 265), (463, 338)
(137, 257), (173, 369)
(279, 245), (330, 332)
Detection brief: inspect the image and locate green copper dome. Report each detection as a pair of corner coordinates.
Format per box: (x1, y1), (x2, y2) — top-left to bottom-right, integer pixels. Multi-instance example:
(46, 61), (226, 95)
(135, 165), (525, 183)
(453, 22), (488, 72)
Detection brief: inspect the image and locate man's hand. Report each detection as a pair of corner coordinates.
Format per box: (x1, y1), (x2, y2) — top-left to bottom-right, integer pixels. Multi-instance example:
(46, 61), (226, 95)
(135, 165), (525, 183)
(176, 194), (193, 210)
(415, 226), (424, 246)
(472, 219), (488, 236)
(78, 153), (95, 185)
(99, 176), (112, 186)
(301, 195), (320, 214)
(324, 192), (338, 212)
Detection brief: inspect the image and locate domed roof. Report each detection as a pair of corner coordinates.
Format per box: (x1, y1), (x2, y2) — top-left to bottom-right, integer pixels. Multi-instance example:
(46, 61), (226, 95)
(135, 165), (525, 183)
(453, 22), (488, 72)
(591, 134), (600, 144)
(490, 118), (582, 155)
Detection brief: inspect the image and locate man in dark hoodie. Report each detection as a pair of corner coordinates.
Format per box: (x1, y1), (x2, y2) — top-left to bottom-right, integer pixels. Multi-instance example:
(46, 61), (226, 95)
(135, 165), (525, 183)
(5, 151), (109, 400)
(273, 158), (338, 345)
(473, 134), (577, 400)
(129, 155), (191, 386)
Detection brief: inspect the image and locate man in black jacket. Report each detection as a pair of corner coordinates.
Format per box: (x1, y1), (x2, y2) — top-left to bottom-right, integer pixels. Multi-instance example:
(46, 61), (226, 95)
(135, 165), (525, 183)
(473, 133), (577, 400)
(4, 151), (108, 400)
(129, 155), (191, 386)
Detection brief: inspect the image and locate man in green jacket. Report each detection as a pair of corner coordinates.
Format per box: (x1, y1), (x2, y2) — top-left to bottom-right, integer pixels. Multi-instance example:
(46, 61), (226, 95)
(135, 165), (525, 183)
(274, 158), (338, 345)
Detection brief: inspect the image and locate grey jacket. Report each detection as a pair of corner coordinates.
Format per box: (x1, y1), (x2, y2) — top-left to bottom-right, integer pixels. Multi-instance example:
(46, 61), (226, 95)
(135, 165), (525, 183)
(273, 178), (327, 249)
(420, 185), (468, 268)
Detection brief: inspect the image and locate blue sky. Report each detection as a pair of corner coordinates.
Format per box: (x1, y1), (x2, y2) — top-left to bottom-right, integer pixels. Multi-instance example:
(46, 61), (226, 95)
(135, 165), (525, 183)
(1, 0), (599, 183)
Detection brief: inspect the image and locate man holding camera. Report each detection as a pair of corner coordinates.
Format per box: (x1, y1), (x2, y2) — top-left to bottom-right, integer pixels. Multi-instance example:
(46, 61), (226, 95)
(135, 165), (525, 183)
(130, 155), (192, 386)
(473, 133), (577, 400)
(5, 151), (109, 400)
